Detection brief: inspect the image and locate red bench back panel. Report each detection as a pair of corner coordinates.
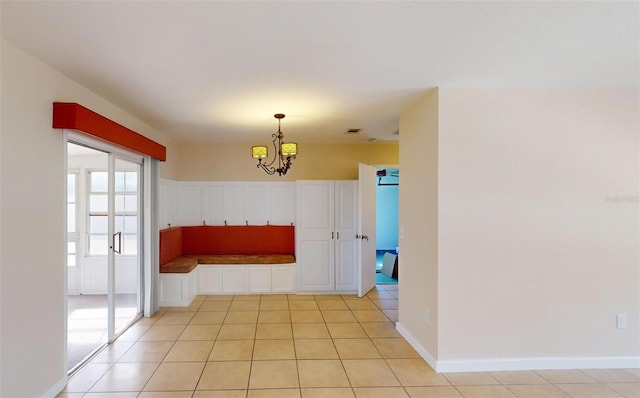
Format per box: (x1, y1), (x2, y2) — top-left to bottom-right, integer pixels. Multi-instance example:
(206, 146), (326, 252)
(159, 227), (184, 265)
(181, 225), (295, 255)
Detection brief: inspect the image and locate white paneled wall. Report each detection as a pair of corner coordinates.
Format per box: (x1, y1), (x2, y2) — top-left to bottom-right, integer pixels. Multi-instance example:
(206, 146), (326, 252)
(176, 184), (203, 226)
(203, 185), (224, 225)
(159, 180), (296, 228)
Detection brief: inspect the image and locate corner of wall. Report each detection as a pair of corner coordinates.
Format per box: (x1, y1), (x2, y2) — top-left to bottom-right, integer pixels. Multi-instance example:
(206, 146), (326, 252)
(398, 87), (440, 360)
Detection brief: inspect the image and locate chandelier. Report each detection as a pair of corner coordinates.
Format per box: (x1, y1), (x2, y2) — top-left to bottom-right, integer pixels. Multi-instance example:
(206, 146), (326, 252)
(252, 113), (298, 176)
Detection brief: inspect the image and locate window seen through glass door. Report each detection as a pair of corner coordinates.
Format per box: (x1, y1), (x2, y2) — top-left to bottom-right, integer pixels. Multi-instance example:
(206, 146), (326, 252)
(88, 171), (138, 255)
(67, 172), (78, 266)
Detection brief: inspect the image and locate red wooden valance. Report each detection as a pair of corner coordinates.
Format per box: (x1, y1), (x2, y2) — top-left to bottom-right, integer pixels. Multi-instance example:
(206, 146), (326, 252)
(53, 102), (166, 161)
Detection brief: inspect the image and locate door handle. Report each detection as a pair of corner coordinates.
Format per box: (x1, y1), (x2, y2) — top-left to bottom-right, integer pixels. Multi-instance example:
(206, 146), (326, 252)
(112, 231), (122, 254)
(362, 234), (369, 241)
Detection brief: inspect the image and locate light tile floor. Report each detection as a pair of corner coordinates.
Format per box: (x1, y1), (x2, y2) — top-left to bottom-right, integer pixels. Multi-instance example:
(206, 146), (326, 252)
(59, 285), (640, 398)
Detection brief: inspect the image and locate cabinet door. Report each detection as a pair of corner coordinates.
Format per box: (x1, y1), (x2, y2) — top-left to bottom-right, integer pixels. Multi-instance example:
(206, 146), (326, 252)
(248, 266), (272, 293)
(222, 267), (247, 293)
(335, 181), (358, 291)
(175, 184), (202, 226)
(272, 266), (296, 293)
(198, 266), (222, 294)
(296, 181), (334, 291)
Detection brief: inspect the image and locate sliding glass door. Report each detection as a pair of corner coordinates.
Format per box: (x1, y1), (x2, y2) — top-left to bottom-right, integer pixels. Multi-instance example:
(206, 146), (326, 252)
(67, 139), (143, 372)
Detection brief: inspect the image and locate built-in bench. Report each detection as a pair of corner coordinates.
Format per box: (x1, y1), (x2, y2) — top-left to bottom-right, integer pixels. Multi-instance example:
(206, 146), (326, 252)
(159, 225), (296, 306)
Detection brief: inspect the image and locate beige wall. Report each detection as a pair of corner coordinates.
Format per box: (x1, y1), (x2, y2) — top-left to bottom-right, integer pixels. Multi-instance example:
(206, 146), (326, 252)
(397, 89), (440, 360)
(399, 86), (639, 369)
(437, 88), (639, 361)
(176, 142), (398, 181)
(0, 39), (177, 397)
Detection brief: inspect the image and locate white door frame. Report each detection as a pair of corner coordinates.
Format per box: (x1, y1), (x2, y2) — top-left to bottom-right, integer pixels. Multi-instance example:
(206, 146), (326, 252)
(357, 163), (400, 297)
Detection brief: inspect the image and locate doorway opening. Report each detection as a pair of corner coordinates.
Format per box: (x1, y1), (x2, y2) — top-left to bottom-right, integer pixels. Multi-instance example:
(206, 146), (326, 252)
(66, 140), (143, 373)
(375, 168), (399, 285)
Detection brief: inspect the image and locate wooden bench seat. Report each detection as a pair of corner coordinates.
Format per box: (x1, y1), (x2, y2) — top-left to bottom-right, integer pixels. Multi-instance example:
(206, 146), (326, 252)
(160, 254), (296, 273)
(187, 254), (296, 265)
(160, 256), (198, 273)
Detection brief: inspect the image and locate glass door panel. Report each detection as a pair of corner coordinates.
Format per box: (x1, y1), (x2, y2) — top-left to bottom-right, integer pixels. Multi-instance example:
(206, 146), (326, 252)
(67, 142), (109, 372)
(112, 158), (142, 336)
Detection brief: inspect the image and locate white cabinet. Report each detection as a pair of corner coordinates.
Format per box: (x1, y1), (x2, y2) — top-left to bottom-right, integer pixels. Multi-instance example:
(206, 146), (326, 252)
(159, 269), (199, 307)
(272, 266), (296, 292)
(198, 267), (222, 294)
(296, 180), (358, 292)
(248, 267), (272, 293)
(197, 264), (296, 295)
(222, 267), (247, 293)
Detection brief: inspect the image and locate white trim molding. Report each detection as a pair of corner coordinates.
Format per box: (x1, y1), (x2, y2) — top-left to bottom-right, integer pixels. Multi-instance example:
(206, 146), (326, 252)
(436, 356), (640, 373)
(41, 376), (67, 398)
(395, 322), (438, 370)
(396, 322), (640, 373)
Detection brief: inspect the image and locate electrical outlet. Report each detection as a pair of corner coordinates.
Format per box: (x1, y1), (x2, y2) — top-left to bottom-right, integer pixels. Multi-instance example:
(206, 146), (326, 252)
(617, 314), (627, 329)
(424, 309), (430, 325)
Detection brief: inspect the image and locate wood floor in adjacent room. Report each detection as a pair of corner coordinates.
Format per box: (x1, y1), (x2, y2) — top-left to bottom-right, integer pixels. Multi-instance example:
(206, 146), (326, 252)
(59, 285), (639, 398)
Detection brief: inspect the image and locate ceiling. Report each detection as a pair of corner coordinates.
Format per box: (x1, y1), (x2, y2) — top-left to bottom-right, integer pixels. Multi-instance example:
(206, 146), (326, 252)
(1, 1), (638, 144)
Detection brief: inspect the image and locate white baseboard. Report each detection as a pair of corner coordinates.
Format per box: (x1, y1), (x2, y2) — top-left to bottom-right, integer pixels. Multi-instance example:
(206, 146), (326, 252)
(395, 322), (438, 370)
(437, 356), (640, 373)
(395, 322), (640, 373)
(295, 290), (356, 295)
(41, 376), (67, 398)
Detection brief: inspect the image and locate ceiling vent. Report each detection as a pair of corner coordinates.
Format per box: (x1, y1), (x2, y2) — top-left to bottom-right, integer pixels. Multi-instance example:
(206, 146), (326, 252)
(345, 128), (361, 134)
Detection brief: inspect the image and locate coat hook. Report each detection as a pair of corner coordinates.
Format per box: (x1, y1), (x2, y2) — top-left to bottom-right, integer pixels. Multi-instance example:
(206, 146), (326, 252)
(224, 220), (227, 226)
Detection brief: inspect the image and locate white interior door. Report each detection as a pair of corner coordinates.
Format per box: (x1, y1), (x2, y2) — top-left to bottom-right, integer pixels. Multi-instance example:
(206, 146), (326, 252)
(296, 181), (335, 291)
(358, 163), (377, 297)
(335, 181), (358, 291)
